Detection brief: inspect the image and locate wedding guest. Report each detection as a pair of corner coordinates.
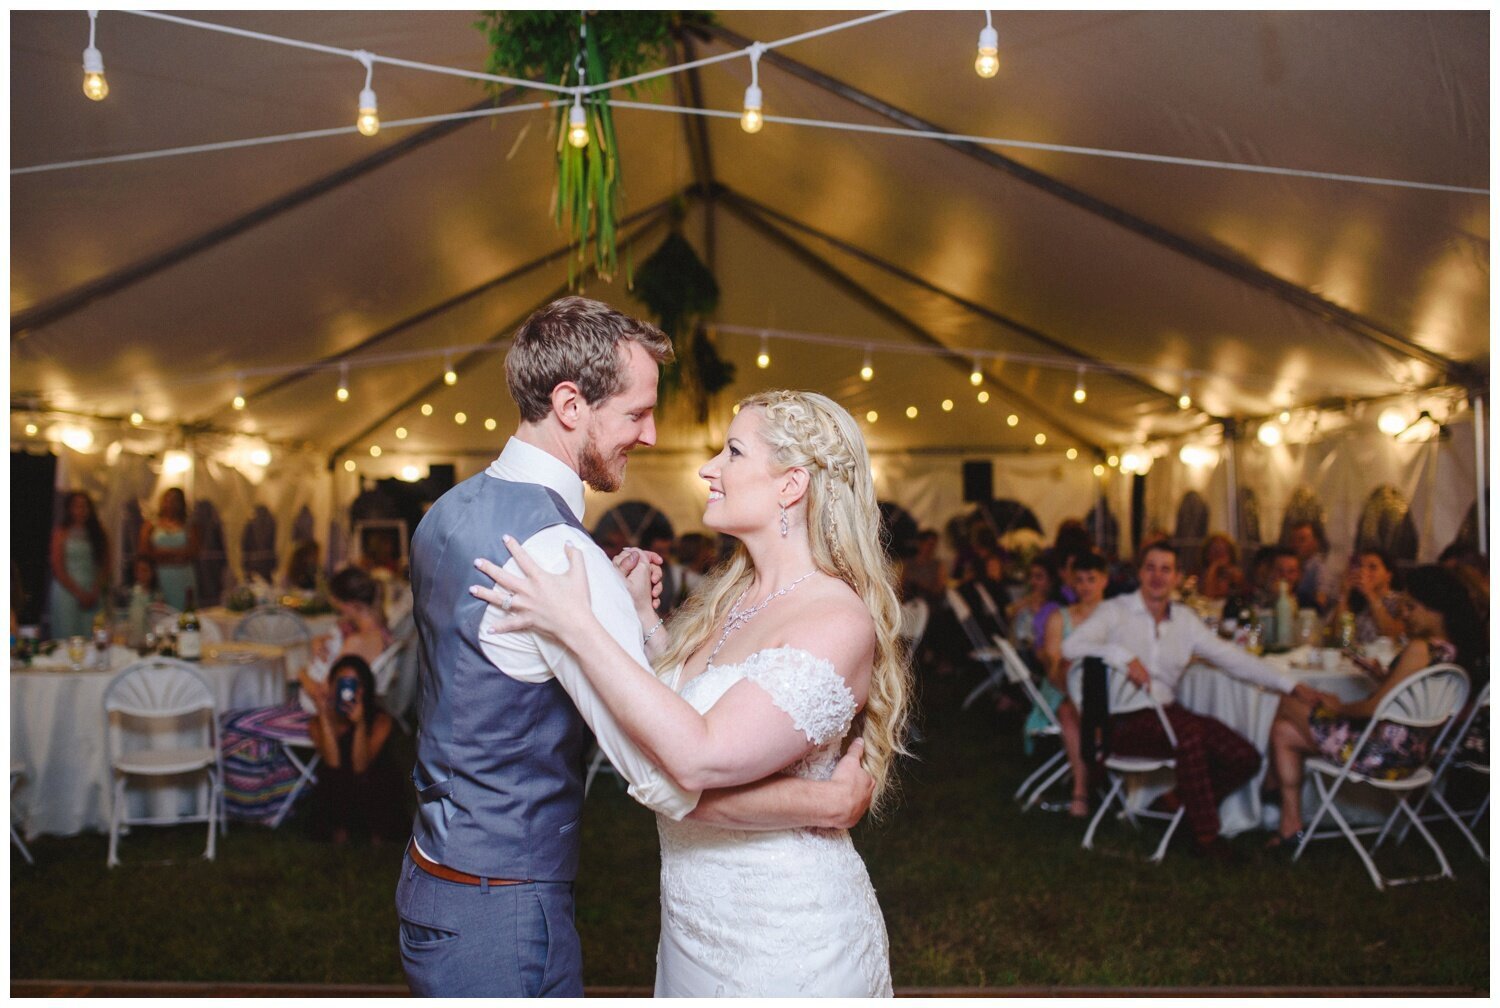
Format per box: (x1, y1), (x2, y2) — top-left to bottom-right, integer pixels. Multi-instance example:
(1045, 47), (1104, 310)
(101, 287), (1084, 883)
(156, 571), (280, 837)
(139, 487), (198, 610)
(49, 490), (110, 637)
(1286, 520), (1338, 613)
(1198, 533), (1244, 600)
(1036, 551), (1110, 816)
(1324, 548), (1404, 644)
(899, 529), (947, 603)
(1061, 542), (1329, 860)
(1005, 553), (1061, 656)
(307, 654), (407, 843)
(282, 539), (322, 592)
(1265, 566), (1482, 849)
(300, 566), (393, 711)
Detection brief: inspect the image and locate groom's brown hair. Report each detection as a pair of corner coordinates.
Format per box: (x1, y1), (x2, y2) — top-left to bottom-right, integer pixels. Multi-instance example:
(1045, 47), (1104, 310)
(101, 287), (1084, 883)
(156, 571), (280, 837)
(505, 296), (673, 423)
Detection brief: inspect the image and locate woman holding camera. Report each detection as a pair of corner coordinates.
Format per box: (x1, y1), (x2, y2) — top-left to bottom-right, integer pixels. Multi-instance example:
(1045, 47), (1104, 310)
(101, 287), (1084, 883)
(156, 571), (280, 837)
(307, 654), (406, 843)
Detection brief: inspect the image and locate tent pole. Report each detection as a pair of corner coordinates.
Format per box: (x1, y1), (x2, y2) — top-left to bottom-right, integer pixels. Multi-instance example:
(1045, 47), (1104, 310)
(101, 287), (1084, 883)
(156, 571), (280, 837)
(1473, 394), (1487, 556)
(1222, 420), (1241, 548)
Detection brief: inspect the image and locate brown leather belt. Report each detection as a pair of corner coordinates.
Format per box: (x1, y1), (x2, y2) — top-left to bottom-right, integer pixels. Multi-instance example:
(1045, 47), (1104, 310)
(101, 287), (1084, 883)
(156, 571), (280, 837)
(408, 841), (527, 887)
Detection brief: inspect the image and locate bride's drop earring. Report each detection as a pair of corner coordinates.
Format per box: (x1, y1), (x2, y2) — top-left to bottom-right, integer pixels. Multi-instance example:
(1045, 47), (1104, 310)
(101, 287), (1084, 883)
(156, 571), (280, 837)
(779, 503), (789, 538)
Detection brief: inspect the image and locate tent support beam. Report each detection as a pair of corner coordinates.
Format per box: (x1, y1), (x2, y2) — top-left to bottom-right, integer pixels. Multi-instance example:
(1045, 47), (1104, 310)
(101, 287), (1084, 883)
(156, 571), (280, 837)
(705, 24), (1474, 388)
(325, 207), (675, 468)
(12, 93), (519, 341)
(718, 189), (1104, 453)
(198, 193), (684, 425)
(1473, 394), (1487, 556)
(729, 191), (1184, 412)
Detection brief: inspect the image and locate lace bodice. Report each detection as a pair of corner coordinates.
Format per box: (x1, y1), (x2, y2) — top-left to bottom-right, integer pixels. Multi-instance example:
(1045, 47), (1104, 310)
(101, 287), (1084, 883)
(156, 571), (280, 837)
(653, 646), (891, 997)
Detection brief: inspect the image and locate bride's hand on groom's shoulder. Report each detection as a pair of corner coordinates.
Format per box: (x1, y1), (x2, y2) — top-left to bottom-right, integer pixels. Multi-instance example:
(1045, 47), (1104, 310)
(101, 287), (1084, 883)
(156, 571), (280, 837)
(824, 738), (875, 830)
(471, 536), (592, 640)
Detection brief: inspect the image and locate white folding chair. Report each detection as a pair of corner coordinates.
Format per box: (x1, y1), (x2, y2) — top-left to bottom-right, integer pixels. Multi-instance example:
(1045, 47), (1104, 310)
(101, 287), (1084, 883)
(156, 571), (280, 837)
(1406, 682), (1488, 861)
(370, 634), (413, 697)
(1081, 669), (1186, 863)
(102, 658), (223, 867)
(971, 581), (1008, 640)
(898, 597), (930, 644)
(992, 637), (1070, 811)
(1293, 663), (1469, 890)
(11, 764), (34, 866)
(949, 589), (1008, 711)
(233, 605), (312, 649)
(584, 744), (624, 797)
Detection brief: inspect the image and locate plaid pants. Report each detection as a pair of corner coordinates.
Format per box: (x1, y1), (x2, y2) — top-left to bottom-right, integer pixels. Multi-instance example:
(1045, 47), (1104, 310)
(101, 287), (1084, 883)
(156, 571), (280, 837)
(1107, 703), (1262, 845)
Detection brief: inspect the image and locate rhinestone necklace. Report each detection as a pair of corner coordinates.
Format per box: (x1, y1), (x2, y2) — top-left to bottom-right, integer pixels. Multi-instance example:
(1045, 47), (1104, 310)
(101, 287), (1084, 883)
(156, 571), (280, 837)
(705, 570), (819, 668)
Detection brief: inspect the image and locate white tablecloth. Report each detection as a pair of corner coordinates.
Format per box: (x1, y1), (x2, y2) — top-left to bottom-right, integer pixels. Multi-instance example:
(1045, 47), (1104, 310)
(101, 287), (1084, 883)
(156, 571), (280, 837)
(10, 643), (285, 838)
(197, 607), (339, 681)
(1178, 648), (1378, 836)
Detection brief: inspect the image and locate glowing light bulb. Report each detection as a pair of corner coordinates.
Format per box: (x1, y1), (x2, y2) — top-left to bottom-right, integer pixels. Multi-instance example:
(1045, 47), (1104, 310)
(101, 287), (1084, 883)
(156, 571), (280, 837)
(942, 399), (954, 412)
(977, 391), (990, 404)
(232, 394), (246, 411)
(1377, 406), (1410, 436)
(400, 465), (421, 483)
(756, 335), (770, 369)
(356, 87), (379, 136)
(336, 386), (349, 403)
(741, 83), (764, 134)
(24, 423), (39, 436)
(865, 411), (878, 423)
(443, 364), (458, 386)
(1093, 464), (1105, 477)
(162, 449), (190, 474)
(1066, 448), (1078, 460)
(454, 412), (467, 425)
(369, 444), (382, 458)
(82, 45), (107, 101)
(906, 406), (919, 419)
(485, 418), (497, 431)
(336, 363), (350, 402)
(420, 403), (433, 416)
(1034, 433), (1047, 446)
(1279, 410), (1291, 424)
(975, 25), (1000, 78)
(1258, 422), (1284, 447)
(395, 427), (408, 440)
(1178, 394), (1192, 410)
(567, 99), (590, 148)
(344, 459), (357, 473)
(860, 349), (873, 382)
(248, 447), (272, 467)
(1107, 454), (1119, 467)
(1073, 368), (1087, 404)
(1006, 413), (1018, 427)
(129, 410), (143, 426)
(970, 366), (983, 386)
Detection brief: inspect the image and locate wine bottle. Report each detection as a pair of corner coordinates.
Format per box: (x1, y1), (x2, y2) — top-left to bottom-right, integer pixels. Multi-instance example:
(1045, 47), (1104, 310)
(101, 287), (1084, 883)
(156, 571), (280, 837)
(177, 587), (202, 661)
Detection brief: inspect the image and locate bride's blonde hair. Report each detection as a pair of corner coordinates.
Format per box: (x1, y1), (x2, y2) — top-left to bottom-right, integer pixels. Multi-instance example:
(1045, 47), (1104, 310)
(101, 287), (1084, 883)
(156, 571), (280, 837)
(656, 390), (912, 816)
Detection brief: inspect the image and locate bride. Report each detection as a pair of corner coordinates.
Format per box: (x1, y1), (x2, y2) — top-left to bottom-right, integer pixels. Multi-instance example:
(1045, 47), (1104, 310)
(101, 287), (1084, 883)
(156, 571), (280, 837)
(475, 390), (911, 997)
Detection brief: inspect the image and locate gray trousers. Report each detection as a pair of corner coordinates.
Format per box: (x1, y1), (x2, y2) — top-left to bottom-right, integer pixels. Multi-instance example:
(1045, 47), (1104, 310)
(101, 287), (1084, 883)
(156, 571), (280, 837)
(396, 850), (583, 997)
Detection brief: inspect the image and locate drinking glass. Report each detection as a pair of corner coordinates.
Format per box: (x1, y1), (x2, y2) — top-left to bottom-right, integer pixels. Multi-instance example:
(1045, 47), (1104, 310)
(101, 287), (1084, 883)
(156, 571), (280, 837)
(66, 635), (88, 670)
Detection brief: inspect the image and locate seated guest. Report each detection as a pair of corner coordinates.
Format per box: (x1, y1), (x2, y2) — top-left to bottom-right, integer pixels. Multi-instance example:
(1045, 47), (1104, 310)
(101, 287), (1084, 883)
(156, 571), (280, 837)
(1198, 533), (1243, 600)
(1061, 542), (1327, 860)
(1286, 520), (1339, 614)
(1324, 547), (1404, 644)
(1036, 551), (1110, 817)
(300, 566), (393, 710)
(1256, 547), (1302, 608)
(1006, 553), (1061, 655)
(282, 539), (322, 592)
(900, 529), (948, 604)
(1265, 566), (1482, 849)
(307, 654), (407, 843)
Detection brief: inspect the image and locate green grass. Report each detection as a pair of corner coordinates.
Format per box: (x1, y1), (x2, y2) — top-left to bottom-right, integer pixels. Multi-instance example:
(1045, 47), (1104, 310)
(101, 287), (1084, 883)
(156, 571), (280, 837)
(10, 675), (1489, 990)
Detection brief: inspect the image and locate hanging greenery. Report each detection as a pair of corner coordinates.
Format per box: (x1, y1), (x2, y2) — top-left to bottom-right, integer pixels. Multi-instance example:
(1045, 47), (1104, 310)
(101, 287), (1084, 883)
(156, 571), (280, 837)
(633, 218), (736, 422)
(476, 11), (716, 285)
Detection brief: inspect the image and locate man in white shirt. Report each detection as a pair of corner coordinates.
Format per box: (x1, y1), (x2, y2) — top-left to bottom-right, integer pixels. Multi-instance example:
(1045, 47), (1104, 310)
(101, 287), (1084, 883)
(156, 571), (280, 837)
(1062, 540), (1329, 859)
(397, 297), (873, 997)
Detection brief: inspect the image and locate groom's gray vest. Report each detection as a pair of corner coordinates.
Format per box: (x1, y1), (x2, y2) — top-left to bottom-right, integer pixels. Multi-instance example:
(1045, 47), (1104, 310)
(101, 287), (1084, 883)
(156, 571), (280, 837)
(408, 472), (590, 881)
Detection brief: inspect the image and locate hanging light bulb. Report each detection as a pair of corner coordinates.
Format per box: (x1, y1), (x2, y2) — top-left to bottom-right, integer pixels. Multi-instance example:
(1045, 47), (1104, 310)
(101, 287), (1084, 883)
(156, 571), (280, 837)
(970, 359), (983, 386)
(24, 422), (39, 437)
(82, 11), (108, 101)
(942, 399), (954, 412)
(395, 426), (408, 440)
(974, 14), (999, 79)
(354, 52), (379, 136)
(454, 412), (467, 425)
(1066, 448), (1078, 460)
(420, 403), (433, 416)
(1377, 405), (1411, 436)
(1034, 433), (1047, 446)
(906, 406), (919, 419)
(1107, 454), (1119, 467)
(485, 418), (497, 431)
(860, 347), (874, 382)
(756, 333), (770, 369)
(865, 411), (878, 423)
(1073, 367), (1087, 404)
(336, 363), (350, 402)
(443, 355), (458, 386)
(343, 459), (357, 473)
(1178, 394), (1192, 410)
(231, 374), (246, 410)
(369, 445), (382, 458)
(567, 95), (590, 148)
(1279, 410), (1292, 425)
(1006, 413), (1019, 427)
(1257, 421), (1284, 447)
(742, 44), (765, 133)
(1093, 464), (1105, 477)
(977, 390), (990, 404)
(129, 408), (144, 427)
(232, 394), (246, 411)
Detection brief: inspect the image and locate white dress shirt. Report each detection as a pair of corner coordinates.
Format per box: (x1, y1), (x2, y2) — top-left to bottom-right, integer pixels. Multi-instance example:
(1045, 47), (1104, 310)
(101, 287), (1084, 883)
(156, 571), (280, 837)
(475, 437), (699, 820)
(1060, 590), (1296, 715)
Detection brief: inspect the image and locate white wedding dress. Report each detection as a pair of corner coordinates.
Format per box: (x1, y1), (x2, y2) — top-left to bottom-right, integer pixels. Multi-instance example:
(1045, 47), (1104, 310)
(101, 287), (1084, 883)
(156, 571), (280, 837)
(654, 646), (893, 997)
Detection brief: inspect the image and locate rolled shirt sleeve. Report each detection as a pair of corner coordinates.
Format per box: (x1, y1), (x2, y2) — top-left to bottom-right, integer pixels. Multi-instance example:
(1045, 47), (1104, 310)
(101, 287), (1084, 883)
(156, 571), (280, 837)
(1059, 599), (1138, 672)
(1185, 618), (1297, 694)
(478, 523), (700, 820)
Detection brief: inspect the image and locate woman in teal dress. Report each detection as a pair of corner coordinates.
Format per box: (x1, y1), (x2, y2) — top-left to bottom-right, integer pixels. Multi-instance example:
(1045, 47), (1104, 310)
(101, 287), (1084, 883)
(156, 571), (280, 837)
(139, 487), (198, 610)
(49, 490), (110, 637)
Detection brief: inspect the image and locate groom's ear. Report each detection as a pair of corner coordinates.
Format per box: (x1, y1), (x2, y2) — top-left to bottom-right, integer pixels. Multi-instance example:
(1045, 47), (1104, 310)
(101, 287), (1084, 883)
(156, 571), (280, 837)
(550, 381), (585, 431)
(778, 466), (810, 507)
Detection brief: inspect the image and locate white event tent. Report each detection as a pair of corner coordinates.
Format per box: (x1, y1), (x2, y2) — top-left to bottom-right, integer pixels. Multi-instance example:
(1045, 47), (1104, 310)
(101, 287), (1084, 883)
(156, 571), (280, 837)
(10, 10), (1489, 591)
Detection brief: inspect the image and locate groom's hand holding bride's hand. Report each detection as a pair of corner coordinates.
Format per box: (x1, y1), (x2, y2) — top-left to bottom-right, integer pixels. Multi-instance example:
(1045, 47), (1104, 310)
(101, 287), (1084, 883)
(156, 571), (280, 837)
(613, 547), (664, 620)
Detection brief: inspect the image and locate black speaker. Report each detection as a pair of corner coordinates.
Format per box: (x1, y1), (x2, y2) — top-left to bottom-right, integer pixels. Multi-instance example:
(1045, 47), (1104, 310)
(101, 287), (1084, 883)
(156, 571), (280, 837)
(961, 460), (993, 503)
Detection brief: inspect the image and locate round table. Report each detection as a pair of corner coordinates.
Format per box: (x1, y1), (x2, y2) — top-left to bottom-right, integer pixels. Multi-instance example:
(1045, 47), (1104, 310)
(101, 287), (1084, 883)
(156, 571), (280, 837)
(10, 642), (287, 838)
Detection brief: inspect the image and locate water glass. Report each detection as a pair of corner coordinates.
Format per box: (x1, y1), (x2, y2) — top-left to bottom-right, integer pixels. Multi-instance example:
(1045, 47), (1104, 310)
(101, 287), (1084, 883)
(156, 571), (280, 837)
(66, 635), (87, 670)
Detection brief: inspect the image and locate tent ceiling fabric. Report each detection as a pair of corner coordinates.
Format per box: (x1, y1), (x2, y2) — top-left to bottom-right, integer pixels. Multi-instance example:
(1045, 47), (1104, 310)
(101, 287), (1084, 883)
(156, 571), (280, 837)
(10, 10), (1488, 464)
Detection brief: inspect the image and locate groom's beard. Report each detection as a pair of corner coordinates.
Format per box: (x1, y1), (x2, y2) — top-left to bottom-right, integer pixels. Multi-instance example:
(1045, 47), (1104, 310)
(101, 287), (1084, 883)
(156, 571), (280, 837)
(579, 427), (625, 493)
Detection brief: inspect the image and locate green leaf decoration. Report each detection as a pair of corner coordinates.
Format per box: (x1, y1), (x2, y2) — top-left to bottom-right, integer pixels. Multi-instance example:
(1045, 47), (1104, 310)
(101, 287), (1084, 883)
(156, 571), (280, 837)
(634, 225), (734, 422)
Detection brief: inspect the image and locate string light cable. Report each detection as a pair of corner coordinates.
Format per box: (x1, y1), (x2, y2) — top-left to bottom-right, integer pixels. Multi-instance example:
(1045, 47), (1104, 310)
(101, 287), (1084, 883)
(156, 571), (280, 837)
(14, 10), (1483, 195)
(81, 9), (108, 100)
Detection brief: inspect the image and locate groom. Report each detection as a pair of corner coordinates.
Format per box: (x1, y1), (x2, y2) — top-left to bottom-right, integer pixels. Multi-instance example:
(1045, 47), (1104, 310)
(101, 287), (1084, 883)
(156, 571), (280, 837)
(397, 296), (875, 997)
